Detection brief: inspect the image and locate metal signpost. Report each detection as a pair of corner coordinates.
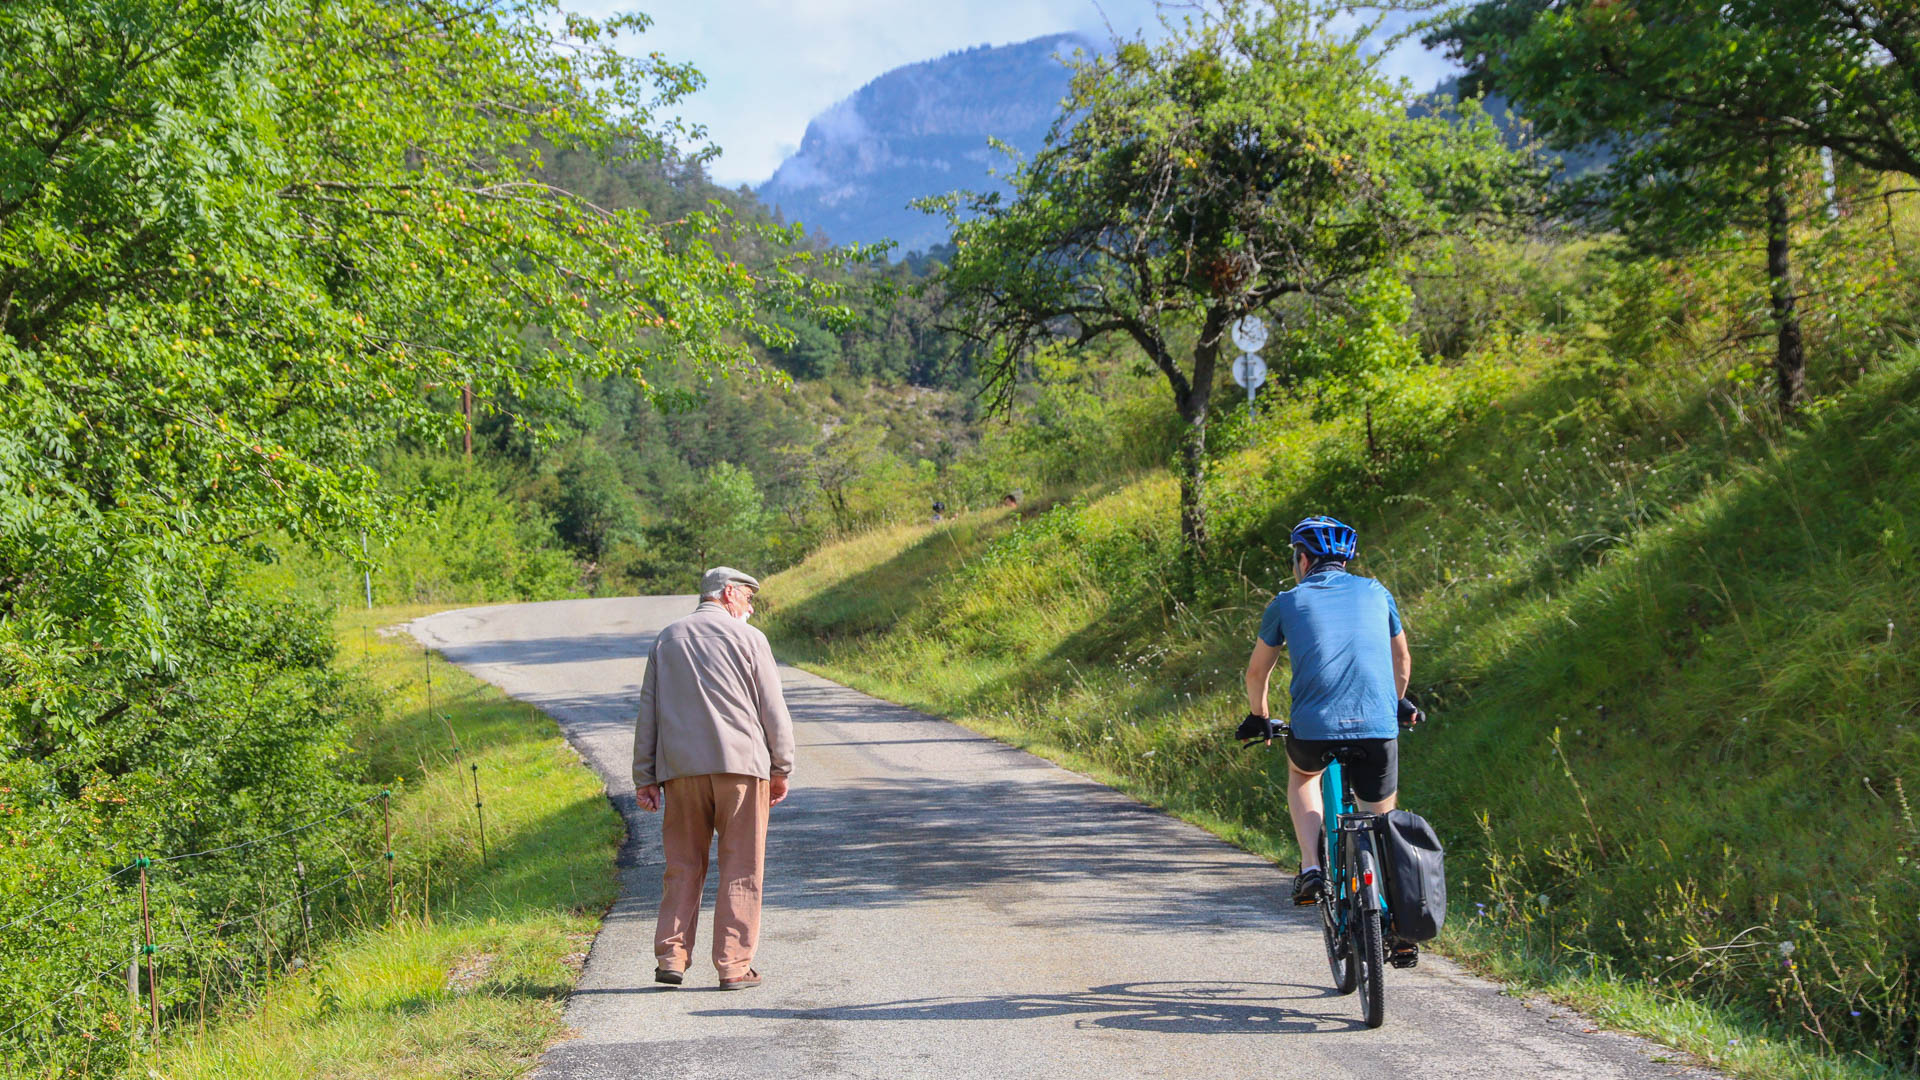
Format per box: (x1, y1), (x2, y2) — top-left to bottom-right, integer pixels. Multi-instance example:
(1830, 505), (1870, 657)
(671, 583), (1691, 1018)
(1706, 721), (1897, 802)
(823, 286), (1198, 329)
(1230, 315), (1269, 420)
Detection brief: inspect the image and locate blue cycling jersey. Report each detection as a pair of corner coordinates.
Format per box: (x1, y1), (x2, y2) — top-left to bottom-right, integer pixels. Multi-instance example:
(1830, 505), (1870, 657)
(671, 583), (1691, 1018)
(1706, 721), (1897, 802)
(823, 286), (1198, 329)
(1257, 568), (1403, 740)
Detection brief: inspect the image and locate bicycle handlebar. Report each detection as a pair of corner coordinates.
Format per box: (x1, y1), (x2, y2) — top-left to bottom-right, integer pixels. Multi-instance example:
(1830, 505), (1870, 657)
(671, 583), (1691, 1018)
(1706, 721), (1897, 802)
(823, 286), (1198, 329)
(1236, 696), (1428, 748)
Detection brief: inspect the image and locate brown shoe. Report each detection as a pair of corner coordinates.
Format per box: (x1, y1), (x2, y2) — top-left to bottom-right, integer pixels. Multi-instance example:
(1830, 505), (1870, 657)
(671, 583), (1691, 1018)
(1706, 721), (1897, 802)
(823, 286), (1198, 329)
(718, 969), (762, 991)
(653, 967), (683, 986)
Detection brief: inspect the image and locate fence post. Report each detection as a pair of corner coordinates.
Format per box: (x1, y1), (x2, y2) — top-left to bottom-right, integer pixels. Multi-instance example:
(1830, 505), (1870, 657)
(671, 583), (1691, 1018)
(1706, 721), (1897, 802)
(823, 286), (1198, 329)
(470, 763), (488, 866)
(294, 857), (313, 957)
(137, 857), (157, 1032)
(381, 791), (395, 918)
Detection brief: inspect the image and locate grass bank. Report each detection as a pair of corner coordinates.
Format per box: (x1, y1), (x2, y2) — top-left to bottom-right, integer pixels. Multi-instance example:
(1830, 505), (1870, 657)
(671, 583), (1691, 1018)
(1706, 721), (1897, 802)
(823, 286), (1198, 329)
(761, 345), (1920, 1080)
(136, 605), (621, 1079)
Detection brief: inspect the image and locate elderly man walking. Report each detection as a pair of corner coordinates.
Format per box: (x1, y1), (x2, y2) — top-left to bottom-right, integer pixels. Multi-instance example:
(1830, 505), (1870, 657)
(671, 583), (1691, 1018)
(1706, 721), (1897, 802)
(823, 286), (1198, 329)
(632, 566), (795, 990)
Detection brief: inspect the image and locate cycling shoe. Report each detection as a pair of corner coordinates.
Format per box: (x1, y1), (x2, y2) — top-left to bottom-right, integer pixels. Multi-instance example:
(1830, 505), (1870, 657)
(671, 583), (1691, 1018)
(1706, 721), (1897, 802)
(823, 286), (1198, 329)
(1291, 867), (1325, 905)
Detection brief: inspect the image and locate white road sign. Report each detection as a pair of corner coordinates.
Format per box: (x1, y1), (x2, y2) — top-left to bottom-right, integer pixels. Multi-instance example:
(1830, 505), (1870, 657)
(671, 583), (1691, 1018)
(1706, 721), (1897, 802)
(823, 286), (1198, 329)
(1230, 315), (1268, 353)
(1232, 353), (1268, 391)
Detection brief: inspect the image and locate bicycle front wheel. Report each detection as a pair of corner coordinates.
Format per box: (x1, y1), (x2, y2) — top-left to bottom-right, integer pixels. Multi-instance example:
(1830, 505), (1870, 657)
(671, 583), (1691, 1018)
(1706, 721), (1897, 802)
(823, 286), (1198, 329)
(1320, 892), (1356, 994)
(1318, 836), (1356, 994)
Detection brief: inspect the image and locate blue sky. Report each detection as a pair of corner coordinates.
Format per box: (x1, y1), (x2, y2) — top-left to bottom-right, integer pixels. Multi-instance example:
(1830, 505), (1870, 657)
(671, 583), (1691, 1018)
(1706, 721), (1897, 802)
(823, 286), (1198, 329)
(594, 2), (1462, 189)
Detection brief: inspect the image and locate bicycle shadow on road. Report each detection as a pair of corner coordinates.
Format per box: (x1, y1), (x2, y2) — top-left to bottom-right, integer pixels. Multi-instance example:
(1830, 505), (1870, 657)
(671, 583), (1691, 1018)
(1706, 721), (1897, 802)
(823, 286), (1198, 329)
(687, 979), (1365, 1035)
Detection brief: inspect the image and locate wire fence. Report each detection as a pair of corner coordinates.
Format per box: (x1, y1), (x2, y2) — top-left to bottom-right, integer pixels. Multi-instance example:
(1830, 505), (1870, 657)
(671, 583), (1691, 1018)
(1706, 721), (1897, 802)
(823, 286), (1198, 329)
(1, 645), (502, 1065)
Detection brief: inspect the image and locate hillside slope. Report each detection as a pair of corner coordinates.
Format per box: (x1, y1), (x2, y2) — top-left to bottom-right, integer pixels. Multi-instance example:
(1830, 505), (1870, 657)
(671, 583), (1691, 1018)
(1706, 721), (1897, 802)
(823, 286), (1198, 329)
(762, 324), (1920, 1078)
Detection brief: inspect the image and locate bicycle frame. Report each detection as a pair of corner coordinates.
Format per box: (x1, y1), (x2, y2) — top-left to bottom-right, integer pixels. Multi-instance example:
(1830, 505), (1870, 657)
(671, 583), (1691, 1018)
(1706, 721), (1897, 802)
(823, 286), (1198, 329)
(1319, 758), (1387, 935)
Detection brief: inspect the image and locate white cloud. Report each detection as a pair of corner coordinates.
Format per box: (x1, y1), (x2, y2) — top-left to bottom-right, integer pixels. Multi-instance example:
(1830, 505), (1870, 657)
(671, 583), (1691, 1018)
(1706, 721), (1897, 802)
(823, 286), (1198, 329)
(583, 1), (1459, 188)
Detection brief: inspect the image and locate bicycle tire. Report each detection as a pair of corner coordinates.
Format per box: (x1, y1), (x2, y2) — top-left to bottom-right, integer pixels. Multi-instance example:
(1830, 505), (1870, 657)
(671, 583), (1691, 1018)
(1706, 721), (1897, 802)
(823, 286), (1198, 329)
(1317, 835), (1356, 994)
(1354, 860), (1387, 1028)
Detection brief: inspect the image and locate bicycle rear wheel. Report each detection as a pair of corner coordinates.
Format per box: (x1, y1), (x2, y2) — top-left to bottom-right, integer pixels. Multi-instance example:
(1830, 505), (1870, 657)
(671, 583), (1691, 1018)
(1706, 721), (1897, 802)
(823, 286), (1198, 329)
(1353, 865), (1387, 1028)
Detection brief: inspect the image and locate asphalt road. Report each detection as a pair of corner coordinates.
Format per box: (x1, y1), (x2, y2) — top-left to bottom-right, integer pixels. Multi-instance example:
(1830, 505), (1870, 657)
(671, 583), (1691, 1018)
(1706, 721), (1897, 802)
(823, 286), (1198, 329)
(409, 597), (1712, 1080)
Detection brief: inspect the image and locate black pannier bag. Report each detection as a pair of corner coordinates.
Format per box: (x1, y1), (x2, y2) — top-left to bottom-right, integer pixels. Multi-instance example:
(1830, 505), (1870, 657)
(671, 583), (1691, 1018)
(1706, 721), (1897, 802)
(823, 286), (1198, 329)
(1381, 809), (1447, 943)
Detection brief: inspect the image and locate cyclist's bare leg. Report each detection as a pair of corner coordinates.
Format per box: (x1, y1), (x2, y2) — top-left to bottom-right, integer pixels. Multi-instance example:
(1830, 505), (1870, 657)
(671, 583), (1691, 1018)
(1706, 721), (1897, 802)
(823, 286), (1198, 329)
(1287, 764), (1325, 870)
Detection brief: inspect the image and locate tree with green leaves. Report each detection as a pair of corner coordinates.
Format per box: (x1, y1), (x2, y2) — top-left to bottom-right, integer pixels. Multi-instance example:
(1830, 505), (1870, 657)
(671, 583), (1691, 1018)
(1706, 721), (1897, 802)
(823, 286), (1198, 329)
(0, 0), (843, 1059)
(1441, 1), (1920, 183)
(926, 0), (1526, 560)
(1430, 0), (1917, 414)
(0, 0), (846, 750)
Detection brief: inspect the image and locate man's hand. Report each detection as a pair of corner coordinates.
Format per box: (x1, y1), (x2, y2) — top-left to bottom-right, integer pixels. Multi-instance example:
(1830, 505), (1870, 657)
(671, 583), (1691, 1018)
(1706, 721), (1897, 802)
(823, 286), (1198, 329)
(769, 774), (790, 806)
(1397, 696), (1425, 729)
(1236, 713), (1283, 744)
(636, 783), (661, 813)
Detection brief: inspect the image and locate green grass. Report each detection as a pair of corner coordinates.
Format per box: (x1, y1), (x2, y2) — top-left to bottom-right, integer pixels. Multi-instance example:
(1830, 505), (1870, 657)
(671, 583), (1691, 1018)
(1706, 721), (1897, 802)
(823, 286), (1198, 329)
(135, 605), (622, 1079)
(762, 343), (1920, 1080)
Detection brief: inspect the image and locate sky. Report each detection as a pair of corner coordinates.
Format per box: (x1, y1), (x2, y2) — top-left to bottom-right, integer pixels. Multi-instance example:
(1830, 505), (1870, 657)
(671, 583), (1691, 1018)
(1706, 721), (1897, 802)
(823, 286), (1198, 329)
(587, 2), (1462, 189)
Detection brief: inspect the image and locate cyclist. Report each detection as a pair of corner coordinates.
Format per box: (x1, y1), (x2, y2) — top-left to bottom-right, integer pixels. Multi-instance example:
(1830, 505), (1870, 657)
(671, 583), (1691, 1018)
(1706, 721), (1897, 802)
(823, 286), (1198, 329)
(1238, 516), (1417, 907)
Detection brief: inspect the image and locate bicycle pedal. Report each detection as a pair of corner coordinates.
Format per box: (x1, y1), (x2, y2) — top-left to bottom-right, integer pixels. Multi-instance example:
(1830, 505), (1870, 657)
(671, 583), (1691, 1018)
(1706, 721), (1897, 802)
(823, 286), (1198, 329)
(1389, 948), (1419, 969)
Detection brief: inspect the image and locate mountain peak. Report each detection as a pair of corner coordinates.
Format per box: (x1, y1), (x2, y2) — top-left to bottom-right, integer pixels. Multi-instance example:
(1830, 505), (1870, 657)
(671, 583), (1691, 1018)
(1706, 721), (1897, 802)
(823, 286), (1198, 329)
(758, 32), (1096, 253)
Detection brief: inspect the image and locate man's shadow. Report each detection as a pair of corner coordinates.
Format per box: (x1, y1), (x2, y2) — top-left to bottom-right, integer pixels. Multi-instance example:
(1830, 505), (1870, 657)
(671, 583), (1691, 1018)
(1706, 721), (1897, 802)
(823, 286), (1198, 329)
(684, 979), (1366, 1035)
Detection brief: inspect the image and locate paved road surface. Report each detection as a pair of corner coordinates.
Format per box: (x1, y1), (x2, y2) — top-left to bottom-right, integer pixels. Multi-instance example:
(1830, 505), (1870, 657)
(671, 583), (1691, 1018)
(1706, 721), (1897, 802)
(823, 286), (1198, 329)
(409, 597), (1710, 1080)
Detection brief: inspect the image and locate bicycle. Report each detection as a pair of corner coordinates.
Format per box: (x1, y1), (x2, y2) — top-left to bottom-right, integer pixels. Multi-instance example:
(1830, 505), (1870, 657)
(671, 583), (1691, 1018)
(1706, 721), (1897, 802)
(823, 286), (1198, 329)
(1242, 719), (1417, 1030)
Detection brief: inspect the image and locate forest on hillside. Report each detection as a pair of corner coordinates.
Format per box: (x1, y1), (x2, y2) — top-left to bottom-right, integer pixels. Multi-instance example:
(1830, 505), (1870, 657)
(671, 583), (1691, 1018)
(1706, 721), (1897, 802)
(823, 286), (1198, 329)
(3, 0), (1919, 1076)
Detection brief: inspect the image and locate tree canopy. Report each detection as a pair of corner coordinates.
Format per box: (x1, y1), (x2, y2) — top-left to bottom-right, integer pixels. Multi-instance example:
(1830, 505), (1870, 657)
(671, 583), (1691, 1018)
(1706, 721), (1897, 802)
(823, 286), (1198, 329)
(928, 0), (1529, 555)
(0, 0), (848, 752)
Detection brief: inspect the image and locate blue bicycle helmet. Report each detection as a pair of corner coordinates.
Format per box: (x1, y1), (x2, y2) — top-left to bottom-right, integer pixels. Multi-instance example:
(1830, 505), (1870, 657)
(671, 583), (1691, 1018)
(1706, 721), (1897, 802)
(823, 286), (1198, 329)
(1289, 515), (1358, 560)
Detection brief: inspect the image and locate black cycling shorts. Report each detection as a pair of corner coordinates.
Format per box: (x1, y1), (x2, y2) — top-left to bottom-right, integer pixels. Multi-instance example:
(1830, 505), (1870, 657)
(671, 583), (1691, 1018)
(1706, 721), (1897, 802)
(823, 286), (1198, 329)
(1284, 735), (1399, 803)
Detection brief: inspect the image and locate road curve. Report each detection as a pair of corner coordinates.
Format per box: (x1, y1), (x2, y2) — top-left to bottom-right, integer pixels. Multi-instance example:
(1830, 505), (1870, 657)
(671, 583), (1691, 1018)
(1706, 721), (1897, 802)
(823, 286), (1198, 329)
(409, 597), (1711, 1080)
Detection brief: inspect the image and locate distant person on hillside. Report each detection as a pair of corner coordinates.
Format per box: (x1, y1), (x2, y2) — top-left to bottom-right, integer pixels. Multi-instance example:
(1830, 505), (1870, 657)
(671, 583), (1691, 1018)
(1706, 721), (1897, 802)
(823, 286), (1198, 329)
(632, 566), (794, 991)
(1237, 517), (1419, 906)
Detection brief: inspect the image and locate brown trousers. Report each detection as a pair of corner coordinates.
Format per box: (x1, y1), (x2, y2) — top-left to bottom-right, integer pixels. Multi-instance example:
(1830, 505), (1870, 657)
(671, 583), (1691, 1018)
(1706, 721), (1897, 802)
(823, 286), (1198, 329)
(655, 773), (769, 979)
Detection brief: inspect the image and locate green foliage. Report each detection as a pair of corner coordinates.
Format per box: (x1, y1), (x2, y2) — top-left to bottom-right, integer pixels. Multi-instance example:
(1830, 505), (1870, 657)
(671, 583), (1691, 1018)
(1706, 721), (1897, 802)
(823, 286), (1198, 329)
(141, 605), (621, 1079)
(543, 443), (643, 563)
(258, 455), (585, 609)
(1435, 0), (1920, 186)
(635, 461), (774, 586)
(1428, 0), (1920, 415)
(0, 0), (840, 1068)
(928, 0), (1532, 551)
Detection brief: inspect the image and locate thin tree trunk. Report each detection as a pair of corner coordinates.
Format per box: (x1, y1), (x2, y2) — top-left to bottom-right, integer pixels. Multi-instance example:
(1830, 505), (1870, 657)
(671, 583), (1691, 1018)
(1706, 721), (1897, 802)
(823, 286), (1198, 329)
(1766, 150), (1808, 416)
(1177, 411), (1209, 554)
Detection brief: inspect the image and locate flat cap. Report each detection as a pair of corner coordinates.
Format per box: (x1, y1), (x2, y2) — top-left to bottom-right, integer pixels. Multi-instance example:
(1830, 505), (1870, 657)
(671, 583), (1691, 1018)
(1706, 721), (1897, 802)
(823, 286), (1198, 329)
(700, 566), (761, 596)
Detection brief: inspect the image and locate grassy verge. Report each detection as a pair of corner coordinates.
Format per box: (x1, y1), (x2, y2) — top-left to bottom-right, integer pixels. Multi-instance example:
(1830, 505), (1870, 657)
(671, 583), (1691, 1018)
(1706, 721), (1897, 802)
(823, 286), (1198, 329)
(137, 604), (622, 1079)
(761, 353), (1920, 1080)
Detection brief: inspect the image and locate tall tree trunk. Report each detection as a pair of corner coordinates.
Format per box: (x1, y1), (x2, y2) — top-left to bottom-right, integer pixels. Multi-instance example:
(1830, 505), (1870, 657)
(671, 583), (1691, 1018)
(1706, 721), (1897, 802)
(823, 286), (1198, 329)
(1766, 149), (1808, 416)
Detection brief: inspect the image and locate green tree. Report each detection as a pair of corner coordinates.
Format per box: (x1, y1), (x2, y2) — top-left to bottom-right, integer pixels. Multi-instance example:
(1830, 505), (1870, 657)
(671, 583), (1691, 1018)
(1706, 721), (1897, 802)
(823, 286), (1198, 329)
(1442, 1), (1920, 183)
(650, 461), (772, 573)
(0, 0), (838, 744)
(926, 0), (1525, 561)
(1430, 0), (1904, 414)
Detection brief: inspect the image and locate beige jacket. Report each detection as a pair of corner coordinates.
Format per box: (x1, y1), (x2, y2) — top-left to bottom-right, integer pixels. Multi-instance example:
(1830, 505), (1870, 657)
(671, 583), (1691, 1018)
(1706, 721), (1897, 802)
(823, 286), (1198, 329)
(632, 601), (795, 788)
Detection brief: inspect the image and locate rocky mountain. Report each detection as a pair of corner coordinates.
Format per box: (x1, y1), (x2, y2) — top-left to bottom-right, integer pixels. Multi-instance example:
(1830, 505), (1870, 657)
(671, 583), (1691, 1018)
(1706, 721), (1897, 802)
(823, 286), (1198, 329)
(756, 32), (1096, 255)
